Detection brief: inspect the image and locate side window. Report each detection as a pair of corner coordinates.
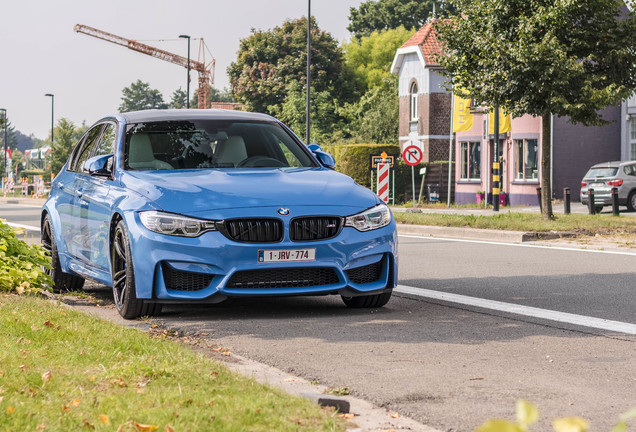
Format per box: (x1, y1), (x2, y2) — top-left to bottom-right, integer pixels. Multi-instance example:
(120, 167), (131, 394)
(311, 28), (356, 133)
(74, 125), (105, 173)
(94, 123), (116, 157)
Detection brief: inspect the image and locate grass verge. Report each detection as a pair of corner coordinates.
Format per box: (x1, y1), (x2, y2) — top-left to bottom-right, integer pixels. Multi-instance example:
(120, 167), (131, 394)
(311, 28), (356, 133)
(0, 295), (343, 431)
(393, 211), (636, 235)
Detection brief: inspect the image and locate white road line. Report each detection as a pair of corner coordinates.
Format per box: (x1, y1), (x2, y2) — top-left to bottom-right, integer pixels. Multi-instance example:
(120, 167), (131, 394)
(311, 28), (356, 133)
(6, 222), (40, 232)
(398, 234), (636, 256)
(396, 284), (636, 335)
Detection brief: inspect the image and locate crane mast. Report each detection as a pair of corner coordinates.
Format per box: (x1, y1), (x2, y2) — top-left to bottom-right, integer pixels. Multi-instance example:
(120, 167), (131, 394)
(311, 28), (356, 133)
(74, 24), (215, 109)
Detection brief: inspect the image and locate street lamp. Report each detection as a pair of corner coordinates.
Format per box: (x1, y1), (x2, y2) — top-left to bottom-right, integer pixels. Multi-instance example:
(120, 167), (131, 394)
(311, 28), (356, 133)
(179, 35), (191, 109)
(45, 93), (54, 143)
(0, 108), (6, 186)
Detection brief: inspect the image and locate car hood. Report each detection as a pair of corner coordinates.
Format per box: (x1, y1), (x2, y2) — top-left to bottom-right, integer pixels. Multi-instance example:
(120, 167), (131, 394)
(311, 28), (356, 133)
(120, 168), (379, 214)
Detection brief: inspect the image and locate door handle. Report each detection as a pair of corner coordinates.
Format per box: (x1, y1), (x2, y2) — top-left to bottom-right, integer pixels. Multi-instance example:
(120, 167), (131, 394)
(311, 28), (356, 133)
(77, 188), (84, 198)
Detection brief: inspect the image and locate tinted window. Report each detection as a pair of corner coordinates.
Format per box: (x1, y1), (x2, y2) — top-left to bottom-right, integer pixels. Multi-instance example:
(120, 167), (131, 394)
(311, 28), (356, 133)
(72, 125), (105, 172)
(623, 164), (636, 176)
(124, 120), (316, 171)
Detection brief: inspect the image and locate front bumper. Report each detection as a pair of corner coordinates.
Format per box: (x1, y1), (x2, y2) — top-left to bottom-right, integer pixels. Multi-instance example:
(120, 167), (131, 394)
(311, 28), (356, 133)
(122, 210), (398, 302)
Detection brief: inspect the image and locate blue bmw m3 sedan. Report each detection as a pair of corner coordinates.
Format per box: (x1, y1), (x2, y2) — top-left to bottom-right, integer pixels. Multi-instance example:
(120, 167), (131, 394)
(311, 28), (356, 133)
(41, 110), (398, 319)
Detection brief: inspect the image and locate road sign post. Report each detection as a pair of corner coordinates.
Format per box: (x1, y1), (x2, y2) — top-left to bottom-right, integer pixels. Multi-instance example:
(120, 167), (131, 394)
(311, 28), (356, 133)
(402, 145), (423, 207)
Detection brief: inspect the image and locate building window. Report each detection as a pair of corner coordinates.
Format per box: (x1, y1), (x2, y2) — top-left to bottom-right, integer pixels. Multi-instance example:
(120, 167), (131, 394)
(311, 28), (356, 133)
(460, 141), (480, 180)
(630, 117), (636, 159)
(410, 82), (418, 121)
(514, 139), (538, 181)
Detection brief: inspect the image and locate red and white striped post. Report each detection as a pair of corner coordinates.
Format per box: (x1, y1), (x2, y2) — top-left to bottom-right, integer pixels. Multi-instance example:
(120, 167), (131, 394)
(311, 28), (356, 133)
(377, 162), (390, 203)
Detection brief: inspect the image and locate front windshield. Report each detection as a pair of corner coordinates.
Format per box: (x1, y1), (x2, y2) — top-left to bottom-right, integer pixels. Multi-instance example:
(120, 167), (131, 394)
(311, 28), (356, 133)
(124, 120), (316, 170)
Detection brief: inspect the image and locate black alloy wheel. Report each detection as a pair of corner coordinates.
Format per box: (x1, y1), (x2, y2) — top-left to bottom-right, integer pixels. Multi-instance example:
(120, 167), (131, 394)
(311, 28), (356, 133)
(111, 220), (162, 319)
(41, 215), (84, 293)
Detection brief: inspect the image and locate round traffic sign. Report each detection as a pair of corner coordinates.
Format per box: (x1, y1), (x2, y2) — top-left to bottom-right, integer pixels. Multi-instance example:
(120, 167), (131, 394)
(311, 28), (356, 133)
(402, 145), (423, 166)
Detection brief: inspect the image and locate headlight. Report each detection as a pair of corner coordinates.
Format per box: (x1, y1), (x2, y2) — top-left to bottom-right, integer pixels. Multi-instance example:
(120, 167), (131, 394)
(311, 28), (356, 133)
(139, 211), (218, 237)
(344, 204), (392, 232)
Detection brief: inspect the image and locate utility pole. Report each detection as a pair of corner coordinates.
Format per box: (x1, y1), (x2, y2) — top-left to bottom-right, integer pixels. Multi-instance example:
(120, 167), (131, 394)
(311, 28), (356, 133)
(492, 107), (500, 212)
(306, 0), (311, 145)
(179, 35), (191, 109)
(45, 94), (54, 143)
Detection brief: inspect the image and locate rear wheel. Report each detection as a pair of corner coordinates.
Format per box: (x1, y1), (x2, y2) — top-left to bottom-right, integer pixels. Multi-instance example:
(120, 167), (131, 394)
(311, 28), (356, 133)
(627, 191), (636, 212)
(342, 290), (392, 308)
(111, 220), (162, 319)
(41, 215), (84, 293)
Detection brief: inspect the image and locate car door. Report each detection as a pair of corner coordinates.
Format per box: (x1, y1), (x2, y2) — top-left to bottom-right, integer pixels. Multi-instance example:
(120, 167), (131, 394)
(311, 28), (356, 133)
(75, 122), (119, 271)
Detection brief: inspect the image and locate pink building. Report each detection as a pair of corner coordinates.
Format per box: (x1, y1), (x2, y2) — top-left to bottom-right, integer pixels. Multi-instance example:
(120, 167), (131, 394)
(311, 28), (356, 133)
(392, 22), (627, 205)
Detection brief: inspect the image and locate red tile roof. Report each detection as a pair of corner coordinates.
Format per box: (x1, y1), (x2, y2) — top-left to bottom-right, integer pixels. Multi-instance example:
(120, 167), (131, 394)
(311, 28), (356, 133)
(400, 21), (444, 66)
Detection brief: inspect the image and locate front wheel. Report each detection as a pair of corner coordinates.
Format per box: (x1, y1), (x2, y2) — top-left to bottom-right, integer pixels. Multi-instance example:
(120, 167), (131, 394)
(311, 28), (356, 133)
(41, 215), (84, 293)
(111, 220), (162, 319)
(341, 290), (392, 308)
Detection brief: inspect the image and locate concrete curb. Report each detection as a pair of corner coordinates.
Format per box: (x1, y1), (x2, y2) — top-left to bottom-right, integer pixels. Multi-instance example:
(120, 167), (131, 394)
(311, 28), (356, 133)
(397, 223), (527, 242)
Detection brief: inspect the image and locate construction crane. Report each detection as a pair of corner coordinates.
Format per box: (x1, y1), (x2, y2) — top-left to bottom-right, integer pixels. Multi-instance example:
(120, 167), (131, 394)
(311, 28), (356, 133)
(74, 24), (215, 109)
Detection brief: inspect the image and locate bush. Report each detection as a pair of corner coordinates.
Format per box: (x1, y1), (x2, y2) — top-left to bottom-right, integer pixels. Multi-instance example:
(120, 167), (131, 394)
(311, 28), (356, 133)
(0, 220), (52, 293)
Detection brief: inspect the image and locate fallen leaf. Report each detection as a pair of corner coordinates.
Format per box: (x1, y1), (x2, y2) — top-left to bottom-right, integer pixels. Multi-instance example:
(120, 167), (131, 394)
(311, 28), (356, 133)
(59, 310), (66, 315)
(82, 419), (95, 429)
(31, 325), (38, 331)
(99, 415), (110, 425)
(17, 337), (23, 344)
(89, 376), (96, 382)
(44, 320), (54, 328)
(62, 405), (71, 413)
(19, 364), (27, 372)
(0, 371), (4, 377)
(338, 413), (355, 419)
(284, 378), (296, 382)
(6, 406), (15, 414)
(36, 424), (46, 430)
(132, 421), (159, 432)
(42, 371), (52, 382)
(389, 412), (400, 418)
(71, 399), (81, 407)
(222, 351), (232, 356)
(164, 426), (175, 432)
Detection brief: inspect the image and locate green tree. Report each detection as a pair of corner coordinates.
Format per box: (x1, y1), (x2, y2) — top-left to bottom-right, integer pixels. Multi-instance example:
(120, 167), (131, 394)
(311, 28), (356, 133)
(48, 118), (86, 175)
(344, 26), (415, 90)
(170, 88), (187, 109)
(341, 75), (399, 143)
(118, 80), (168, 112)
(435, 0), (636, 219)
(277, 81), (343, 144)
(228, 17), (355, 116)
(348, 0), (455, 39)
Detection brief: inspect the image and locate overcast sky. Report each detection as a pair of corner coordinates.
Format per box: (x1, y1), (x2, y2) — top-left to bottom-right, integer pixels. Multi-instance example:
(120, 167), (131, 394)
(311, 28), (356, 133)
(1, 0), (364, 140)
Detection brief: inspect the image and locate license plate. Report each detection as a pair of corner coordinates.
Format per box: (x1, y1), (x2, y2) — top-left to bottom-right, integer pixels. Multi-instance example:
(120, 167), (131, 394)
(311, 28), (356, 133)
(258, 248), (316, 263)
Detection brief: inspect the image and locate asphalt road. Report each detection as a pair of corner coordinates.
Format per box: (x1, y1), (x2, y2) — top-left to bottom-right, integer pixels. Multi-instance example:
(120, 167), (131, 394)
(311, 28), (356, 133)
(3, 202), (636, 431)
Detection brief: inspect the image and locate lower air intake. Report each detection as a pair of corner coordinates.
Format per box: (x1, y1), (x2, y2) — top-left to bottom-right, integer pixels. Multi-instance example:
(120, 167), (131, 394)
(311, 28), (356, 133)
(226, 267), (339, 289)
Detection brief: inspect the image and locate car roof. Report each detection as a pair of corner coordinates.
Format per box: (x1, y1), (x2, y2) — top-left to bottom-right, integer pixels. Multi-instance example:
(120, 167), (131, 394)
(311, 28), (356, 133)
(116, 109), (275, 124)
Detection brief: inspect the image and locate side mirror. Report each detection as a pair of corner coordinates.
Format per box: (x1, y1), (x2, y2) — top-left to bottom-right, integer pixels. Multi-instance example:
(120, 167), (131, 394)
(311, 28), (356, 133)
(85, 154), (113, 177)
(308, 144), (336, 170)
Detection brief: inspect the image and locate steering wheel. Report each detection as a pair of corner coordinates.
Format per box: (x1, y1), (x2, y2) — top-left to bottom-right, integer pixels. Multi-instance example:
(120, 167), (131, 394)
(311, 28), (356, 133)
(237, 156), (287, 168)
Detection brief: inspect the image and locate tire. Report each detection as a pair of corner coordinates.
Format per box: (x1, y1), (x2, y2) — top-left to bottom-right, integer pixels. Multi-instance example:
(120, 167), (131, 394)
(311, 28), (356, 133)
(595, 206), (603, 214)
(342, 290), (392, 308)
(627, 191), (636, 212)
(111, 220), (162, 319)
(41, 215), (84, 293)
